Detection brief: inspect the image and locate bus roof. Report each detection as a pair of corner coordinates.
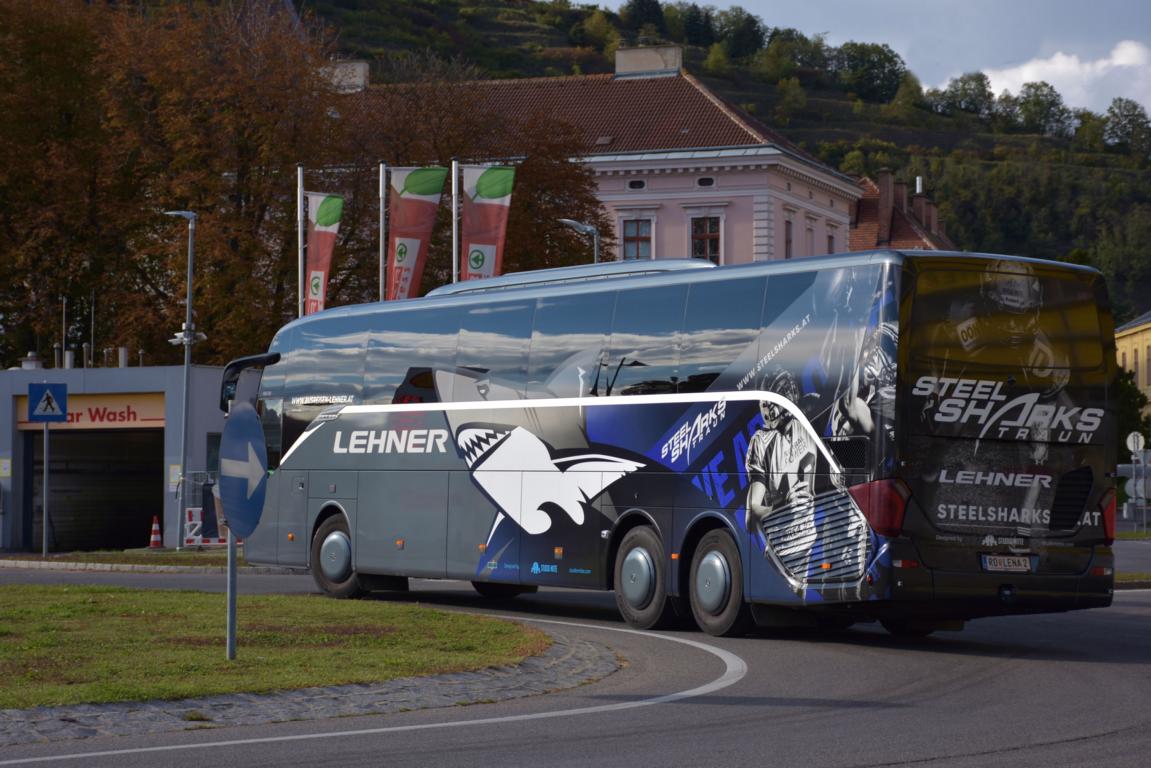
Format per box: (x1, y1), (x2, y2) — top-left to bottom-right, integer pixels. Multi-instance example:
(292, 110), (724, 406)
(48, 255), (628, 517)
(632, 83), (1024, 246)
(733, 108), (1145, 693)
(280, 250), (1101, 336)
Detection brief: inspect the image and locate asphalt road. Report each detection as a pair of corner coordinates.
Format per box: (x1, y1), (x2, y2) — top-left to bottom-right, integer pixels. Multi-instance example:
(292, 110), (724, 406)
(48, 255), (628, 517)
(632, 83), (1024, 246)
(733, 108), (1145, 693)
(2, 570), (1150, 768)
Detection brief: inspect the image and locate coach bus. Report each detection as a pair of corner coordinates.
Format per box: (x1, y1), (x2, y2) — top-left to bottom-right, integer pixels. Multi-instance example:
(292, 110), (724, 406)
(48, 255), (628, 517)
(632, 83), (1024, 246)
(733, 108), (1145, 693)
(233, 250), (1116, 637)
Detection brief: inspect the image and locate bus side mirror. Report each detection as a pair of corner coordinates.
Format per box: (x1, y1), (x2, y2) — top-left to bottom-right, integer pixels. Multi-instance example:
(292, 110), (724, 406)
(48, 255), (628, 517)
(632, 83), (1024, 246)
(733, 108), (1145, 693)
(219, 352), (280, 412)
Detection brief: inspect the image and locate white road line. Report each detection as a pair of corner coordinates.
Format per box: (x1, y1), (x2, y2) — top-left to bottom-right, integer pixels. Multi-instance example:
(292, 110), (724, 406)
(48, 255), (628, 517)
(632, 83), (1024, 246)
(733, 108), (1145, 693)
(0, 618), (747, 766)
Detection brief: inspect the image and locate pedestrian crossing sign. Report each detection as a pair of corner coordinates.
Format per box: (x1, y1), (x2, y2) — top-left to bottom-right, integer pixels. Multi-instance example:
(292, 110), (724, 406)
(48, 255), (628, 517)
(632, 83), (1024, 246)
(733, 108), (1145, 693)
(28, 383), (68, 423)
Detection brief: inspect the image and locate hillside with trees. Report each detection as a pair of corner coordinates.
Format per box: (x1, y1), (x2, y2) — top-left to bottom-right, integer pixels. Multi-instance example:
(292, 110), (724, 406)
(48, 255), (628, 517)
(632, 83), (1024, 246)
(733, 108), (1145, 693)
(309, 0), (1151, 320)
(3, 0), (1150, 371)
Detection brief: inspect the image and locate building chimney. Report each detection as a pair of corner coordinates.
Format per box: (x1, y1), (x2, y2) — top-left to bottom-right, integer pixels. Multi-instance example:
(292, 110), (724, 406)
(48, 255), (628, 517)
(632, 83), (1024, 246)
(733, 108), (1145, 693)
(614, 45), (683, 78)
(912, 194), (928, 228)
(118, 346), (129, 368)
(877, 168), (894, 245)
(63, 349), (75, 369)
(926, 200), (938, 235)
(894, 179), (908, 213)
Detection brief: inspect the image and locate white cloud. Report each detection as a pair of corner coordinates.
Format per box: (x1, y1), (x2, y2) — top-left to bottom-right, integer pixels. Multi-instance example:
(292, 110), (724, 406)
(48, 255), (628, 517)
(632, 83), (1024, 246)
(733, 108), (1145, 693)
(977, 41), (1151, 114)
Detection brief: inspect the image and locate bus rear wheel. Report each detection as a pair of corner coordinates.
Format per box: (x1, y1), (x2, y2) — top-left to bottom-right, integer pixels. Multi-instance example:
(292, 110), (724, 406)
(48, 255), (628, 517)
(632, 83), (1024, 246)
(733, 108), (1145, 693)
(310, 515), (367, 599)
(689, 529), (753, 637)
(614, 526), (676, 630)
(472, 582), (538, 599)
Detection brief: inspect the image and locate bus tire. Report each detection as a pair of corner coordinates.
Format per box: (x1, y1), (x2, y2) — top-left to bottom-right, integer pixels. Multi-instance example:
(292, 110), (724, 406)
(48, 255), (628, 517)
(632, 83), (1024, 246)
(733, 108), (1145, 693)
(689, 529), (753, 637)
(614, 526), (676, 630)
(310, 515), (367, 599)
(471, 582), (538, 599)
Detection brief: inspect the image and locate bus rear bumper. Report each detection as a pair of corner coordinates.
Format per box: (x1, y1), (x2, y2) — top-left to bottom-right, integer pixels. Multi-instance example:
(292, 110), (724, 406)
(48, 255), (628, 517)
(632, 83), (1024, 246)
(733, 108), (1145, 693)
(883, 549), (1114, 620)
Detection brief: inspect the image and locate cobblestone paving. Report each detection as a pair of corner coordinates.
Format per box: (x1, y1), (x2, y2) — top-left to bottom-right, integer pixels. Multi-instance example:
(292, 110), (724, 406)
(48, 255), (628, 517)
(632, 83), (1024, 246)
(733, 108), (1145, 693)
(0, 630), (619, 747)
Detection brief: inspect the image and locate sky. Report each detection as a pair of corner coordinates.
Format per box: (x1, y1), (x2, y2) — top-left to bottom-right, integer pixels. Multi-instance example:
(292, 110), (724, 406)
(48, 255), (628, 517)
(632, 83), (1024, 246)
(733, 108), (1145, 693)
(687, 0), (1151, 113)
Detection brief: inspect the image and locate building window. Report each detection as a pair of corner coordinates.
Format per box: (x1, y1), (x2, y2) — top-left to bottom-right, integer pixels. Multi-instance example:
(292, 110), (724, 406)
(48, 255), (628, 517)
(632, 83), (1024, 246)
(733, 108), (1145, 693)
(1135, 347), (1140, 385)
(806, 225), (815, 257)
(691, 216), (720, 263)
(622, 219), (652, 260)
(827, 233), (835, 254)
(697, 177), (715, 187)
(784, 220), (793, 260)
(1123, 351), (1128, 369)
(627, 179), (646, 190)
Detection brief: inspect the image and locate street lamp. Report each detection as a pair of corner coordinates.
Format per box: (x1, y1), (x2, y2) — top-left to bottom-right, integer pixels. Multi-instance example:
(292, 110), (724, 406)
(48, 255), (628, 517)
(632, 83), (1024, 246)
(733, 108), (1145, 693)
(558, 218), (600, 264)
(164, 210), (203, 552)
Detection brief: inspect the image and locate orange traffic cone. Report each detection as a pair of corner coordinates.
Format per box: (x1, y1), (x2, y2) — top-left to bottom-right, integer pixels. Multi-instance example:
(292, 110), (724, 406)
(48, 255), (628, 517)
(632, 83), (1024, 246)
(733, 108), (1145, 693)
(149, 516), (163, 549)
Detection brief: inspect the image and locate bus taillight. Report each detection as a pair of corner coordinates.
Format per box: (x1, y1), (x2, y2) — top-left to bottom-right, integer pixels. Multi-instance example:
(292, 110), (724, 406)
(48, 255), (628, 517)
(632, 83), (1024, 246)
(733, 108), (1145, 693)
(1100, 488), (1116, 545)
(848, 479), (911, 538)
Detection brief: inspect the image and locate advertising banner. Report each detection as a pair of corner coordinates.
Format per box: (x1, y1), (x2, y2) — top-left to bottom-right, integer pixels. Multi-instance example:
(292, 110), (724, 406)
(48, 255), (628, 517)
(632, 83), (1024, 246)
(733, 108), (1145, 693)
(460, 165), (515, 282)
(386, 167), (449, 300)
(304, 192), (344, 314)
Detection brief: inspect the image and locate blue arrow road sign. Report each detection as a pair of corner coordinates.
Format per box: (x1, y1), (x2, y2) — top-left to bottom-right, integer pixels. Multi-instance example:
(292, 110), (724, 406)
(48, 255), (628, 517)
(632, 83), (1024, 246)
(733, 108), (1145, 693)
(28, 383), (68, 423)
(217, 401), (268, 539)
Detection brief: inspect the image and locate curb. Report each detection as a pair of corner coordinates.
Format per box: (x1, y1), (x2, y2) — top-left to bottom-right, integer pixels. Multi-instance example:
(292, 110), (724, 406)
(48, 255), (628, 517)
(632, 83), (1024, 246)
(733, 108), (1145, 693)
(0, 559), (298, 575)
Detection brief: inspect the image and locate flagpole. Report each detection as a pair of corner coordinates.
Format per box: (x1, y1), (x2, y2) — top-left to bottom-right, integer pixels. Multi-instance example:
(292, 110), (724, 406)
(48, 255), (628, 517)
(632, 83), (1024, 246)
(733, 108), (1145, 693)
(297, 164), (305, 318)
(451, 157), (459, 284)
(379, 161), (387, 301)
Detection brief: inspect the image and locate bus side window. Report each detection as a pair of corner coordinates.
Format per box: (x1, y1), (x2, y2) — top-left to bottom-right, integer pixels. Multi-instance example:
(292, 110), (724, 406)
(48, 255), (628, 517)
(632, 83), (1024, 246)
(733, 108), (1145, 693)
(364, 308), (462, 404)
(679, 276), (767, 392)
(607, 284), (688, 396)
(456, 301), (535, 400)
(527, 292), (616, 398)
(284, 317), (369, 405)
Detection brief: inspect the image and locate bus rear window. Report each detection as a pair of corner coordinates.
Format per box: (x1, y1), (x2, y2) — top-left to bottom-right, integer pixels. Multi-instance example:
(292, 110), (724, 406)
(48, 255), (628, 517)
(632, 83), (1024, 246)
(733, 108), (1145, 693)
(908, 262), (1103, 370)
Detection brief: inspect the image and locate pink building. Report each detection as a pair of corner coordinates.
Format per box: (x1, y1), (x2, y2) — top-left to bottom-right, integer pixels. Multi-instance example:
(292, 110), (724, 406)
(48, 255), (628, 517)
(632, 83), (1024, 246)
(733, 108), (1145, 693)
(474, 46), (862, 264)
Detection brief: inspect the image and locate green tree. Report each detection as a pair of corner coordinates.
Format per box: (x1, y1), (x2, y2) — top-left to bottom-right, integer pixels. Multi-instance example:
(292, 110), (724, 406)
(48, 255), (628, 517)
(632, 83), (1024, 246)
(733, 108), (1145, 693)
(713, 5), (765, 60)
(942, 72), (994, 119)
(1105, 97), (1151, 155)
(774, 77), (806, 125)
(1017, 81), (1073, 137)
(703, 41), (732, 76)
(620, 0), (665, 34)
(882, 72), (925, 122)
(991, 89), (1022, 132)
(680, 3), (714, 46)
(1073, 109), (1107, 153)
(833, 41), (907, 102)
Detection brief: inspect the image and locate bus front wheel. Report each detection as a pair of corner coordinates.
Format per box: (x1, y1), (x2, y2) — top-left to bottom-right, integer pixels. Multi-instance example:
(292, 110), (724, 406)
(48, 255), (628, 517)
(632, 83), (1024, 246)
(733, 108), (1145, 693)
(614, 526), (676, 630)
(310, 516), (367, 599)
(689, 530), (753, 637)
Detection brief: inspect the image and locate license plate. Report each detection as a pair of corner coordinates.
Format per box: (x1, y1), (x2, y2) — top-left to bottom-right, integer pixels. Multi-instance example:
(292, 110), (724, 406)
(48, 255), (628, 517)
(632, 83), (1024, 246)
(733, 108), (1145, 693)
(982, 554), (1032, 573)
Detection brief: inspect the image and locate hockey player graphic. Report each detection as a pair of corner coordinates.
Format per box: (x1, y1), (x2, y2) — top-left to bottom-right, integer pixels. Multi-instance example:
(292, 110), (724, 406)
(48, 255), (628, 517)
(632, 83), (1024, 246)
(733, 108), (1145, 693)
(744, 369), (817, 544)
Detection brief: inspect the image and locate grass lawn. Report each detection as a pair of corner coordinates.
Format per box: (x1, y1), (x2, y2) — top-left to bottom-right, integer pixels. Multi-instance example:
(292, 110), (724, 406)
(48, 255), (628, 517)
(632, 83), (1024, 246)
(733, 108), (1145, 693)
(0, 585), (549, 710)
(1116, 531), (1151, 541)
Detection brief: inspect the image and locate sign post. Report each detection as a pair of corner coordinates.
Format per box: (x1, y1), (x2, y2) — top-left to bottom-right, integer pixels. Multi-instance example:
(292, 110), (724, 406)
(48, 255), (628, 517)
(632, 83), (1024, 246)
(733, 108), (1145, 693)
(1130, 433), (1148, 533)
(217, 401), (268, 660)
(28, 383), (68, 556)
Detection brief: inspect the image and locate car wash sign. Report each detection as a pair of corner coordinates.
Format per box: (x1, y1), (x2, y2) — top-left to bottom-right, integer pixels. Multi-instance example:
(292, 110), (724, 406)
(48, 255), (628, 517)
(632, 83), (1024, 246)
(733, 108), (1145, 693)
(28, 384), (68, 423)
